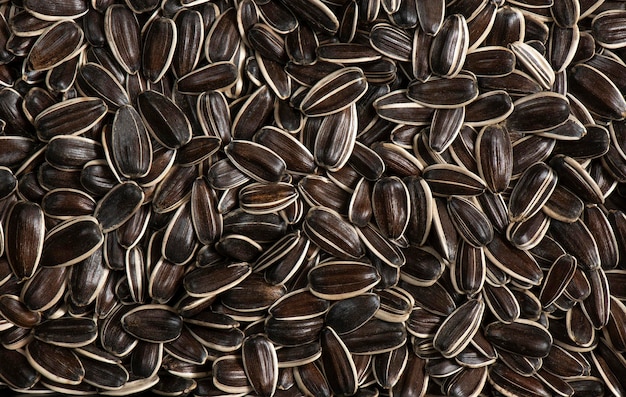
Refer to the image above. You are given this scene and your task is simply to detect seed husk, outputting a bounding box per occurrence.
[300,67,368,117]
[136,90,192,150]
[121,304,183,343]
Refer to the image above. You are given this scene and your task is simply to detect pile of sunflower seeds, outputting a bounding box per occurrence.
[2,0,626,395]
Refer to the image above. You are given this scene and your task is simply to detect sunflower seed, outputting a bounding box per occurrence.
[242,334,278,397]
[76,62,129,110]
[429,14,469,78]
[407,72,479,109]
[424,164,486,197]
[569,63,626,120]
[5,201,44,281]
[300,67,367,117]
[35,97,107,142]
[121,304,182,343]
[136,90,192,150]
[104,5,140,75]
[434,299,484,358]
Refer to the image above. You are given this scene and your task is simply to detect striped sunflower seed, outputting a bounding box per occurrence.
[242,334,278,397]
[476,124,512,193]
[303,207,363,259]
[26,339,85,385]
[308,261,379,300]
[104,4,140,75]
[299,67,368,117]
[136,90,192,150]
[121,304,183,343]
[429,14,469,78]
[407,72,479,109]
[35,97,107,142]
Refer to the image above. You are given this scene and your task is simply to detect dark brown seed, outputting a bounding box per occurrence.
[550,219,601,271]
[35,97,108,142]
[325,293,379,335]
[254,126,315,174]
[372,344,408,389]
[404,176,433,246]
[76,62,130,110]
[45,135,102,171]
[172,9,203,78]
[301,179,347,214]
[40,216,103,268]
[21,266,67,312]
[423,164,486,197]
[24,0,88,20]
[184,262,251,298]
[340,318,407,354]
[543,184,584,223]
[94,182,144,233]
[225,140,286,184]
[162,202,197,265]
[509,40,555,89]
[430,107,465,153]
[190,177,222,246]
[488,363,551,397]
[485,319,552,358]
[408,73,478,108]
[27,20,83,72]
[314,105,357,172]
[111,105,152,179]
[5,201,44,281]
[34,317,97,348]
[464,46,516,76]
[121,304,183,343]
[26,339,85,385]
[0,294,41,328]
[232,85,274,140]
[177,61,238,94]
[0,347,39,390]
[485,234,543,286]
[509,162,557,222]
[242,335,278,397]
[550,154,604,205]
[321,327,358,396]
[371,176,410,240]
[370,23,412,61]
[137,90,192,149]
[308,260,379,300]
[433,299,484,358]
[582,268,610,329]
[142,17,176,83]
[569,63,626,120]
[429,14,469,77]
[447,196,494,247]
[213,355,252,394]
[592,10,626,48]
[300,67,368,117]
[540,254,577,308]
[279,0,338,34]
[269,288,328,321]
[104,5,140,75]
[475,124,512,193]
[303,207,364,259]
[374,90,435,125]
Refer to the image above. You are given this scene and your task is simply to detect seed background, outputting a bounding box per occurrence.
[0,0,624,396]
